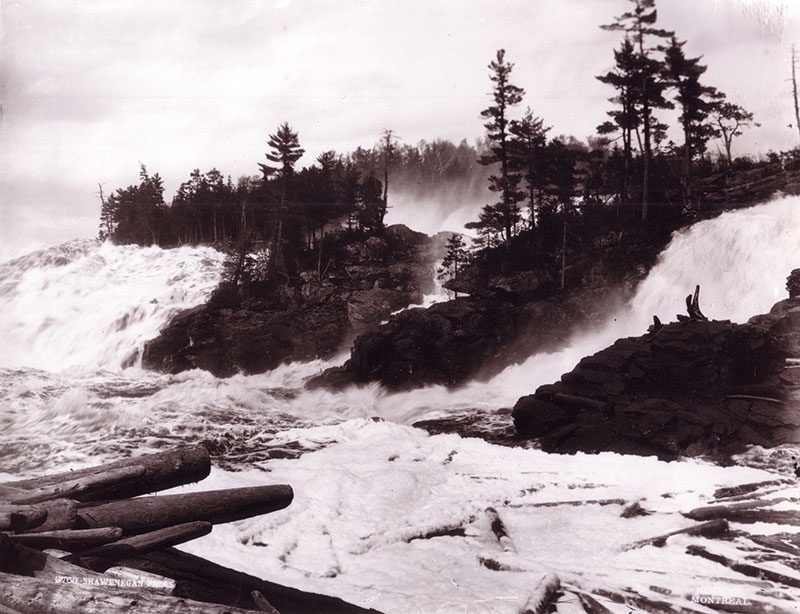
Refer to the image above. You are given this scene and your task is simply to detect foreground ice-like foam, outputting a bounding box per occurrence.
[171,420,796,613]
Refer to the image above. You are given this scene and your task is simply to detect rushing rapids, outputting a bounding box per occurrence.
[1,196,800,612]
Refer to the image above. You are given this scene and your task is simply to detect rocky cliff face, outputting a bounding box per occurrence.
[142,225,442,377]
[309,277,639,390]
[512,279,800,460]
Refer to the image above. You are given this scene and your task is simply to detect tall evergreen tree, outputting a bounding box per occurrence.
[259,122,305,204]
[258,122,305,279]
[596,37,640,206]
[663,36,718,188]
[338,162,361,231]
[380,129,399,225]
[602,0,673,220]
[438,234,470,298]
[479,49,526,242]
[509,107,550,229]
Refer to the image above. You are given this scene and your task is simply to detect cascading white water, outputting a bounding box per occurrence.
[0,196,798,438]
[0,239,225,372]
[2,198,798,614]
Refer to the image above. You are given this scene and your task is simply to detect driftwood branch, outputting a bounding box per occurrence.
[0,534,104,581]
[2,445,211,502]
[485,507,516,554]
[67,521,213,571]
[0,572,264,614]
[0,505,48,532]
[683,497,789,521]
[521,572,561,614]
[677,284,708,322]
[76,485,293,534]
[5,466,146,505]
[622,519,729,551]
[29,498,78,533]
[7,527,123,551]
[686,545,800,588]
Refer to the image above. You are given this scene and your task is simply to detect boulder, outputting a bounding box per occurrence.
[786,268,800,299]
[511,312,798,460]
[347,288,412,330]
[309,280,634,391]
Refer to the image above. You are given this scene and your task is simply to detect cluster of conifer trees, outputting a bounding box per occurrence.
[99,0,786,293]
[97,126,488,250]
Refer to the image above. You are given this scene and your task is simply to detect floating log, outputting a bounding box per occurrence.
[686,545,800,588]
[521,572,560,614]
[0,534,103,581]
[485,506,516,554]
[29,498,78,532]
[712,479,793,501]
[700,510,800,525]
[509,498,625,509]
[0,505,47,532]
[622,519,729,551]
[683,497,789,521]
[119,547,383,614]
[2,445,211,502]
[7,527,123,551]
[0,484,24,499]
[0,572,264,614]
[5,466,146,505]
[745,533,800,556]
[76,485,293,534]
[576,592,615,614]
[69,521,213,571]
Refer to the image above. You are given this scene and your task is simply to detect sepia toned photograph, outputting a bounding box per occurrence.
[1,0,800,612]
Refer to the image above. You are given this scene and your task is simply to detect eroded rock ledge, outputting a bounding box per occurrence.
[142,225,442,377]
[512,283,800,460]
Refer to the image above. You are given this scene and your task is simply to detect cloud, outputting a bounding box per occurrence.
[1,0,797,253]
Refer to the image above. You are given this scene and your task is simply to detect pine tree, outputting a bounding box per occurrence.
[479,49,526,242]
[380,129,399,228]
[338,162,361,231]
[509,107,550,230]
[258,122,305,280]
[709,101,759,166]
[596,37,640,205]
[663,36,719,201]
[602,0,674,220]
[437,234,470,298]
[259,122,305,204]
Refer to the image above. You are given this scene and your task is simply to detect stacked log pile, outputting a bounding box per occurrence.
[0,445,379,614]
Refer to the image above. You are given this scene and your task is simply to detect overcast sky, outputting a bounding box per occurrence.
[1,0,798,257]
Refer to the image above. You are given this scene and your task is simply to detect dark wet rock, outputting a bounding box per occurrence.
[143,225,440,377]
[787,268,800,299]
[142,295,350,377]
[512,297,800,460]
[309,281,635,391]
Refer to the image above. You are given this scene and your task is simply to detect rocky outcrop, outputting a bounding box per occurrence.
[142,225,440,377]
[512,291,800,460]
[308,281,637,390]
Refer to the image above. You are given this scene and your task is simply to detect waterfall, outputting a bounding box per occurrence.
[0,240,225,372]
